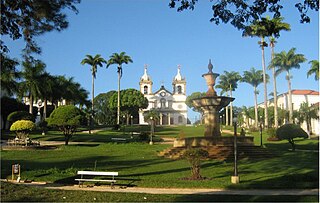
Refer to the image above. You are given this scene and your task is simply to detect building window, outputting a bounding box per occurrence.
[144,86,148,94]
[178,116,183,123]
[160,98,166,108]
[177,86,182,94]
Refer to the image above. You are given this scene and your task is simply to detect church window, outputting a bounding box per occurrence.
[160,98,166,108]
[178,116,183,123]
[177,86,182,94]
[144,86,148,94]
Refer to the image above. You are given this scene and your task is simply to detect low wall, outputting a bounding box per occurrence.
[173,136,254,148]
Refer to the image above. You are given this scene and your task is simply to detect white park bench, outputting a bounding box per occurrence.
[111,138,127,142]
[75,171,118,188]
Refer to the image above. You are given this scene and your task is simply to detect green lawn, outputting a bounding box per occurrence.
[1,125,319,201]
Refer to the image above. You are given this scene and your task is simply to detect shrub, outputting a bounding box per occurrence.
[7,111,35,125]
[10,120,36,139]
[276,124,308,151]
[47,105,83,145]
[182,148,209,180]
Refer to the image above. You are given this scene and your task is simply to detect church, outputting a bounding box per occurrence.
[138,65,188,125]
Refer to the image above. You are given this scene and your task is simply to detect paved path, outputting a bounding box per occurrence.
[5,181,318,196]
[45,185,318,196]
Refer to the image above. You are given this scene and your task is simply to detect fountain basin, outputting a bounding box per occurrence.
[192,96,234,137]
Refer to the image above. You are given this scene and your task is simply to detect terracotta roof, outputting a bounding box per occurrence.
[291,90,319,95]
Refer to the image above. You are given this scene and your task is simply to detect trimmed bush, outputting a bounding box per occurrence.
[10,120,36,139]
[276,124,308,151]
[7,111,35,124]
[47,105,83,145]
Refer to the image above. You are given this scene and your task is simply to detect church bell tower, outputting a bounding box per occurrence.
[139,64,153,95]
[172,65,186,95]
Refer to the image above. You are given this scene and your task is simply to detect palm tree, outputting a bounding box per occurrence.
[307,60,319,81]
[271,48,307,123]
[107,52,133,125]
[267,17,291,128]
[298,102,318,137]
[241,67,266,128]
[81,54,106,129]
[243,18,270,128]
[1,54,20,96]
[218,71,241,122]
[216,79,230,125]
[20,60,46,114]
[38,72,54,120]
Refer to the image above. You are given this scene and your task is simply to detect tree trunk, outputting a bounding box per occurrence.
[254,86,258,128]
[90,73,94,134]
[271,43,278,128]
[261,37,268,128]
[230,87,233,122]
[287,71,293,123]
[43,98,47,120]
[226,93,229,126]
[65,135,69,145]
[117,66,121,125]
[29,94,33,114]
[191,165,201,180]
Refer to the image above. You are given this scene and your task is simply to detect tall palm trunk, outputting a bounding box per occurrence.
[254,86,258,128]
[43,98,47,120]
[225,92,229,126]
[89,73,94,134]
[270,43,278,128]
[286,71,293,123]
[229,84,233,121]
[117,66,121,125]
[261,37,269,128]
[29,94,33,114]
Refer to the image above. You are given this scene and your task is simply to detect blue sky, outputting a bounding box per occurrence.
[4,0,319,122]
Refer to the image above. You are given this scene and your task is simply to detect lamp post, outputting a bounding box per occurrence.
[259,116,263,147]
[231,117,239,184]
[149,116,154,145]
[130,115,133,126]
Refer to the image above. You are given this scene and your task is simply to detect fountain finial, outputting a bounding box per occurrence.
[208,59,213,73]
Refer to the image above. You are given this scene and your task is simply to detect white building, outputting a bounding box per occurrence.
[138,65,188,125]
[258,89,319,135]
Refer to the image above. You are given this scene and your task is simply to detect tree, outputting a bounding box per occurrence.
[271,48,307,123]
[169,0,318,30]
[1,97,27,130]
[107,52,133,125]
[218,71,241,123]
[243,18,271,128]
[94,91,117,125]
[109,89,148,125]
[267,17,291,128]
[241,67,267,128]
[0,54,20,96]
[276,124,308,151]
[143,109,160,125]
[81,54,107,127]
[298,102,318,136]
[182,148,209,180]
[19,60,46,114]
[186,92,206,123]
[47,105,83,145]
[307,60,319,81]
[1,0,80,56]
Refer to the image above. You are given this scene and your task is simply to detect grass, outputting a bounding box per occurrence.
[1,182,318,202]
[1,125,319,201]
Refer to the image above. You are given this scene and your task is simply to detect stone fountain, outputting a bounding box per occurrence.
[173,60,253,148]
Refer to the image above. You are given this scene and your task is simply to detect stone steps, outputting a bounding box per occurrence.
[158,145,275,160]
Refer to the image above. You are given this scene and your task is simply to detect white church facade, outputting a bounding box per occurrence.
[138,65,188,125]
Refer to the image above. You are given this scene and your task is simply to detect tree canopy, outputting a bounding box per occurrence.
[1,0,80,55]
[169,0,318,30]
